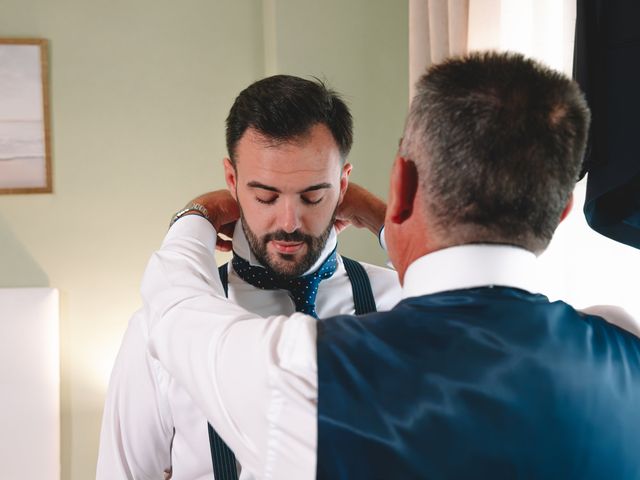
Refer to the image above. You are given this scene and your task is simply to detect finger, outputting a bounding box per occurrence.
[218,221,236,238]
[216,238,233,252]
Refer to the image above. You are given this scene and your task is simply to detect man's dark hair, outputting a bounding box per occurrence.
[402,51,591,252]
[226,75,353,164]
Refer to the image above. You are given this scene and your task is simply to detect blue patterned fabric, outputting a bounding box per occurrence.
[231,249,338,318]
[317,287,640,479]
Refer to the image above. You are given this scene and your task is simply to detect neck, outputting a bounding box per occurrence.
[389,215,444,284]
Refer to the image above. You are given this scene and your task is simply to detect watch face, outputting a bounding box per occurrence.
[170,208,189,227]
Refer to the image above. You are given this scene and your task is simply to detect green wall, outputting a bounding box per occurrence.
[273,0,409,262]
[0,1,407,478]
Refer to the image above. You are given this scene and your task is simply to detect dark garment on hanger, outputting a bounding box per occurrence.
[574,0,640,248]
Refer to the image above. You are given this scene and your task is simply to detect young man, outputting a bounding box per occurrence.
[96,76,400,479]
[143,53,640,479]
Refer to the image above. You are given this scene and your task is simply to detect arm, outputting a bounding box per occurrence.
[96,310,173,480]
[143,198,317,478]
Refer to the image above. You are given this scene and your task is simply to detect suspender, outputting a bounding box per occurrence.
[207,422,238,480]
[341,256,377,315]
[206,264,237,480]
[208,257,377,480]
[219,263,229,297]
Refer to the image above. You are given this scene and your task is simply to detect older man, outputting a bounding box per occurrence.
[97,75,400,479]
[143,53,640,479]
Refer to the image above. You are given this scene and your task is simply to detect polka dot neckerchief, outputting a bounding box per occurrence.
[231,248,339,318]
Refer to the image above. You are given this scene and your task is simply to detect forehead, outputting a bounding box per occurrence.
[234,124,342,187]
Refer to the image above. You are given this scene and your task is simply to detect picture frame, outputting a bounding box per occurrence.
[0,38,52,194]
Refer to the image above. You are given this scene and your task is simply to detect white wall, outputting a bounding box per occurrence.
[0,1,408,478]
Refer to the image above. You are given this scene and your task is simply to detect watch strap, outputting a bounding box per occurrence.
[169,202,209,227]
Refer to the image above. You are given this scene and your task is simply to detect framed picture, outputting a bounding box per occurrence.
[0,38,52,194]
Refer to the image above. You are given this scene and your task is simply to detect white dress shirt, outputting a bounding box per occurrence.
[96,221,400,480]
[140,215,638,480]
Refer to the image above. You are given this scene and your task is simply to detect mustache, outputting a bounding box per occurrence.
[263,230,312,244]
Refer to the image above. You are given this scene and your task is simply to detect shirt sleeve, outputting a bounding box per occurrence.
[96,310,174,480]
[141,215,317,479]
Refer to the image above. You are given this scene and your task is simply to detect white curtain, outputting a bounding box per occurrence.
[409,0,576,99]
[409,0,470,100]
[467,0,576,75]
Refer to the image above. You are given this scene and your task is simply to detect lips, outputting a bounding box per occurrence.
[271,240,305,254]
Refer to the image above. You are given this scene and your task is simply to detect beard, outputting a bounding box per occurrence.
[240,207,337,278]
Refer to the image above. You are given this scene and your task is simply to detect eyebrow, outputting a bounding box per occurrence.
[246,181,333,194]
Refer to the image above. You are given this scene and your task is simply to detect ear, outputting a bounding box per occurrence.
[559,192,574,223]
[338,163,353,203]
[223,158,238,200]
[387,157,418,225]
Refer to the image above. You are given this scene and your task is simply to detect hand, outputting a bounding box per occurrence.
[189,190,240,252]
[335,183,386,236]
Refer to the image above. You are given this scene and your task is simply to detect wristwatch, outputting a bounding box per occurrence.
[169,202,209,227]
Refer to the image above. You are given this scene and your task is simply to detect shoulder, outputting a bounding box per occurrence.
[580,304,640,338]
[113,308,173,396]
[318,306,404,340]
[355,260,398,282]
[115,308,149,353]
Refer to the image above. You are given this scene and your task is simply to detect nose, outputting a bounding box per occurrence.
[278,198,302,233]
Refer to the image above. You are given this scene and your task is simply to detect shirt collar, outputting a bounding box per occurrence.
[402,244,540,300]
[232,222,338,276]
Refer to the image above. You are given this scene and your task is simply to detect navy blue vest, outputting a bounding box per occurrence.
[317,287,640,479]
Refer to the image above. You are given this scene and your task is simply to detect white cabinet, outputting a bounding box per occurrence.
[0,288,59,480]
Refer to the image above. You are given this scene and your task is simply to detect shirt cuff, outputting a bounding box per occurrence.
[164,214,218,253]
[378,225,387,252]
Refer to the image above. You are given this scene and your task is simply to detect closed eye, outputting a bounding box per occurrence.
[301,195,323,205]
[256,195,277,205]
